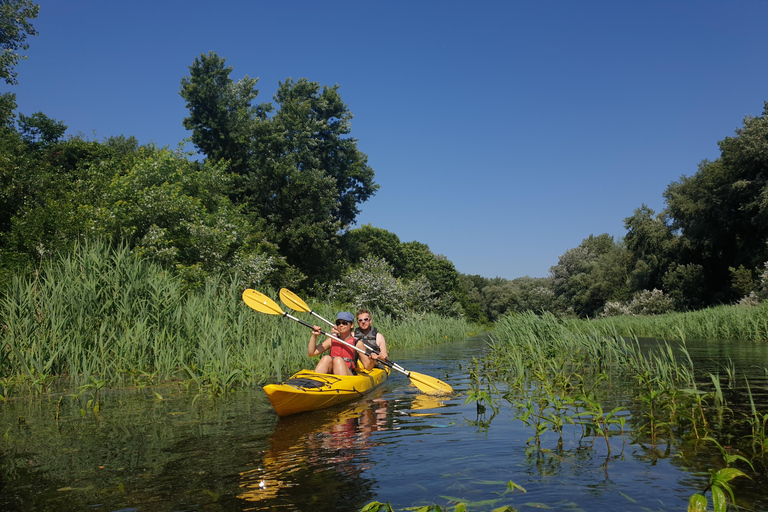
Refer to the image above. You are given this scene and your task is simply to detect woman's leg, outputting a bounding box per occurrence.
[314,355,333,374]
[331,357,353,376]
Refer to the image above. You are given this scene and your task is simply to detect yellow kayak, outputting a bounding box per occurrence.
[263,367,390,416]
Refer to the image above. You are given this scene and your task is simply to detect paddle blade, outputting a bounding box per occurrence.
[408,371,453,395]
[242,289,284,316]
[279,288,311,313]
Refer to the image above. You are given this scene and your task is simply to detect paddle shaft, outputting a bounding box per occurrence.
[297,310,413,376]
[286,312,415,378]
[283,311,413,376]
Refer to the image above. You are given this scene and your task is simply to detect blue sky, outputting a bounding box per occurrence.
[10,1,768,279]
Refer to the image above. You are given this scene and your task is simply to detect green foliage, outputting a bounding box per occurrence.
[179,51,266,177]
[729,264,756,298]
[665,102,768,304]
[17,111,67,146]
[687,468,749,511]
[342,224,404,269]
[179,53,378,287]
[662,263,706,311]
[0,0,38,85]
[549,234,632,317]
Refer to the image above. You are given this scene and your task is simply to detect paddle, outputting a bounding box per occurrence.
[278,287,453,395]
[242,289,452,395]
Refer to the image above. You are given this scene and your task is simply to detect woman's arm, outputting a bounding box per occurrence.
[308,326,329,357]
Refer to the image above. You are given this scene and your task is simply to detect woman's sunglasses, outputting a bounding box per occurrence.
[335,320,352,326]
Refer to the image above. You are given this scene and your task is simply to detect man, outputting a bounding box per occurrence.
[354,309,389,371]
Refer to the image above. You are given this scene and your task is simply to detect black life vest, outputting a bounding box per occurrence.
[354,326,380,354]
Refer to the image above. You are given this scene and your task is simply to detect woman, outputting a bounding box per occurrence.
[308,312,370,375]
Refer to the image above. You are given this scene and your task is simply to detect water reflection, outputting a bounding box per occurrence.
[238,389,448,509]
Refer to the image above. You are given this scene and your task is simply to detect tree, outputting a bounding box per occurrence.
[179,55,378,287]
[397,241,463,314]
[342,224,403,269]
[18,111,66,146]
[328,255,441,319]
[550,234,632,317]
[0,0,38,86]
[623,204,678,292]
[179,51,268,178]
[664,102,768,303]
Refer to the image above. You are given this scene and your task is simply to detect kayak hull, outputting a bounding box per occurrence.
[263,367,390,416]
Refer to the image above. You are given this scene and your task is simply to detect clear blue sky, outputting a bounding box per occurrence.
[10,1,768,279]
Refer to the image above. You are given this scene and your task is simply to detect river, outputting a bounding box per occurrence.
[1,337,767,511]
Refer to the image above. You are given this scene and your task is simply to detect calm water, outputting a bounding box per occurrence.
[1,337,767,511]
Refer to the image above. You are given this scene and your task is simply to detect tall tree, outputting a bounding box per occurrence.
[179,51,269,177]
[342,224,404,269]
[263,77,378,229]
[550,234,631,317]
[179,56,378,287]
[664,103,768,303]
[0,0,38,86]
[623,204,678,292]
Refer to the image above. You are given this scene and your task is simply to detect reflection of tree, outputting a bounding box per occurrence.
[0,387,278,511]
[239,396,394,510]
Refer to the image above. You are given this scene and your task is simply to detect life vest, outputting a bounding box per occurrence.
[354,326,380,354]
[330,337,358,369]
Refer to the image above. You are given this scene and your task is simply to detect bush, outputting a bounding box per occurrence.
[602,288,673,316]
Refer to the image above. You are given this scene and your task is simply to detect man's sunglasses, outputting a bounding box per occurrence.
[335,320,352,326]
[358,318,371,322]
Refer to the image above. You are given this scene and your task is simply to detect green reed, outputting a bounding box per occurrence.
[0,240,469,399]
[0,241,303,396]
[581,301,768,342]
[482,311,768,463]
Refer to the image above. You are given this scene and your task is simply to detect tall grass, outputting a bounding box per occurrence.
[0,241,307,394]
[580,302,768,342]
[0,240,470,397]
[486,311,768,465]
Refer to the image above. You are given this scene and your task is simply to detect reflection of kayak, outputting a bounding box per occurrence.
[263,367,390,416]
[239,398,385,504]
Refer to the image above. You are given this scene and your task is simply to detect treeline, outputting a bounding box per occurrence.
[464,101,768,321]
[3,3,768,323]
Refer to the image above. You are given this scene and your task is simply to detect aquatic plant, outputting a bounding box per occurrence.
[362,480,526,512]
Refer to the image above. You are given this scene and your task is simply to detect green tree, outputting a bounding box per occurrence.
[179,51,268,178]
[342,224,404,269]
[269,77,377,228]
[397,241,463,315]
[623,204,678,292]
[0,0,38,86]
[179,54,378,287]
[662,263,706,311]
[664,102,768,303]
[18,111,66,146]
[328,255,440,319]
[550,234,632,317]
